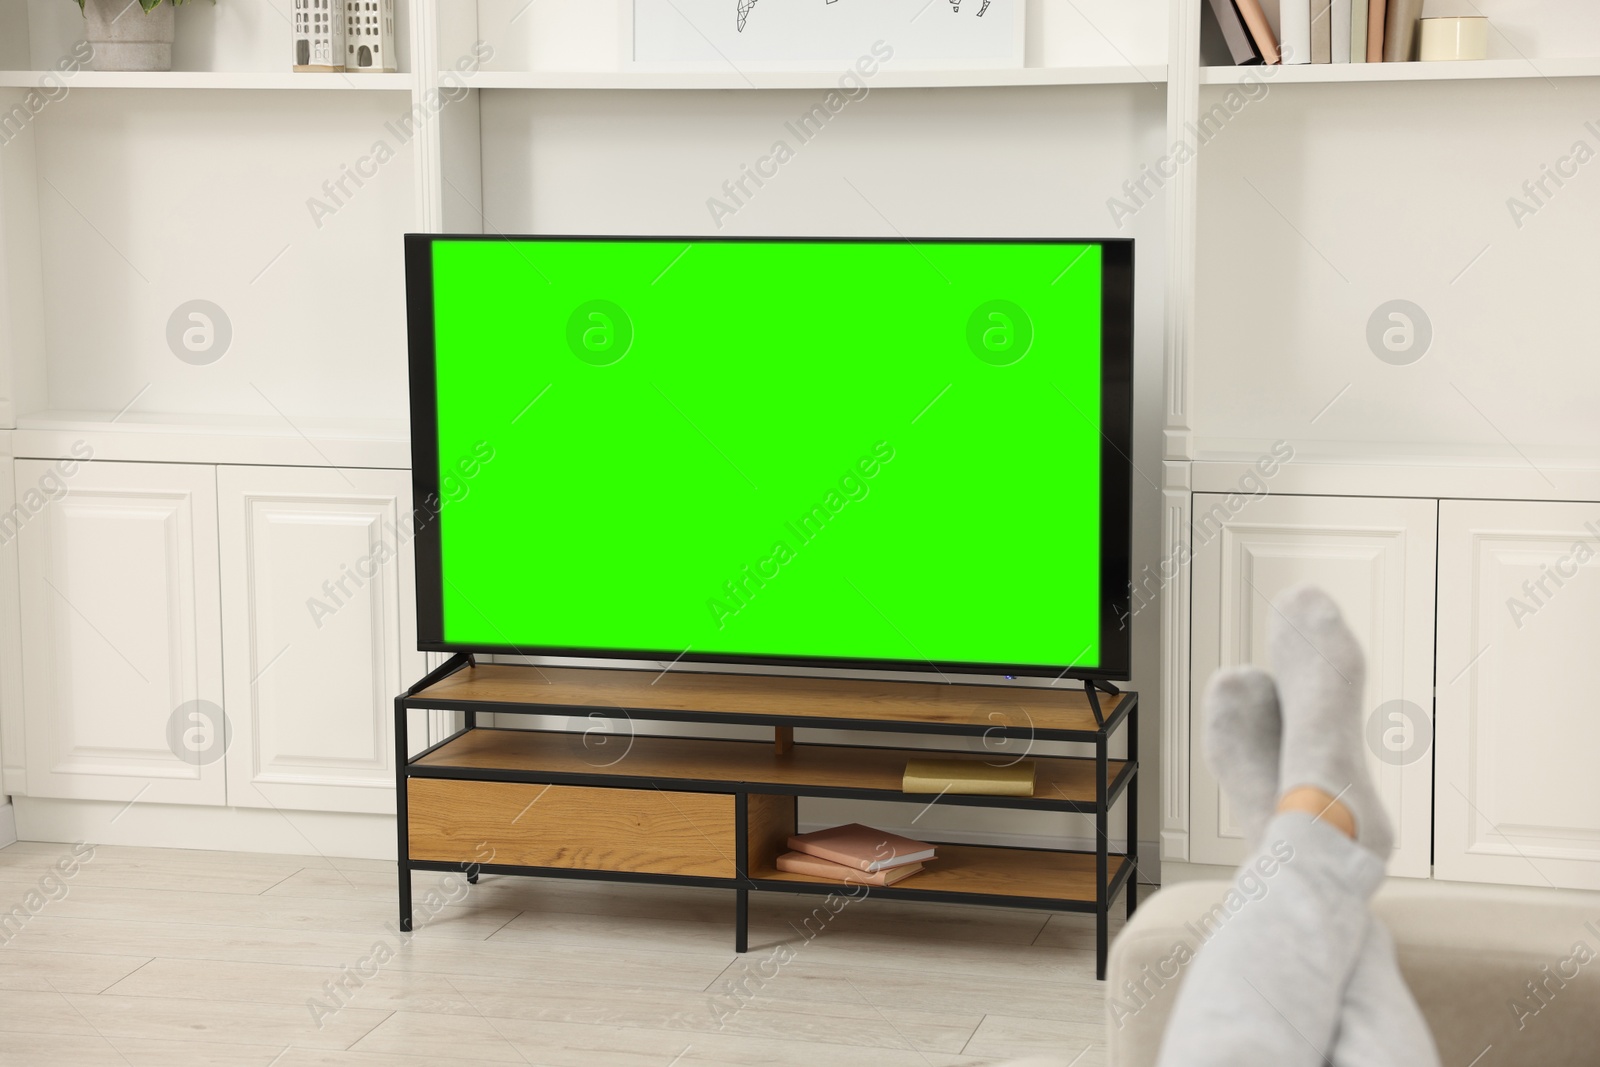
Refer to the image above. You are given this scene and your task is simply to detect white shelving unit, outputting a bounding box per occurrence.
[461,65,1169,91]
[0,0,1596,885]
[1199,55,1600,83]
[0,70,415,89]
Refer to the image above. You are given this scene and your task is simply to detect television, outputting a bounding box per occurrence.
[405,235,1133,680]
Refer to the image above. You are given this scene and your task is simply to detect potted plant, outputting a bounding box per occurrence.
[73,0,212,73]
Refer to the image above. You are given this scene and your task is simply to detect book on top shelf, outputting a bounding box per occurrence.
[1332,0,1352,62]
[788,824,936,873]
[1206,0,1262,65]
[1235,0,1282,64]
[1281,1,1312,63]
[1384,0,1424,61]
[1367,0,1388,62]
[774,851,926,887]
[1311,0,1333,62]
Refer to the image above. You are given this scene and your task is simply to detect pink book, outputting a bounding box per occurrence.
[774,851,925,886]
[787,823,936,873]
[1367,0,1387,62]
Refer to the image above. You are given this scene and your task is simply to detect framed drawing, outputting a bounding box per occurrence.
[626,0,1025,71]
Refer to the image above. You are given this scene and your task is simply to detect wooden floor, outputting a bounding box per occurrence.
[0,840,1131,1067]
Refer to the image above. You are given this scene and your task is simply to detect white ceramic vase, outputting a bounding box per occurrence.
[82,0,176,72]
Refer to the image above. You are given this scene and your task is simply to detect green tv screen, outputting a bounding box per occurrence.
[406,236,1133,679]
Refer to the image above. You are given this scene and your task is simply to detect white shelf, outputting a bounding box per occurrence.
[1200,57,1600,85]
[11,411,410,469]
[0,70,414,91]
[461,66,1168,91]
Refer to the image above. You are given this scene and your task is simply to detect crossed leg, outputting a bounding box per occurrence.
[1155,587,1440,1067]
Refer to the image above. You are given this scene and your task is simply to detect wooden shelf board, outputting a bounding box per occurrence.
[463,66,1166,91]
[752,844,1129,903]
[410,664,1130,737]
[0,71,413,90]
[415,728,1127,805]
[1200,57,1600,85]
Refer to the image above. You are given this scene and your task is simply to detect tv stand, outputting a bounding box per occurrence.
[394,658,1140,979]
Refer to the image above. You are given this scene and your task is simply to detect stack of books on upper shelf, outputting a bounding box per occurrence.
[775,824,935,887]
[1208,0,1428,66]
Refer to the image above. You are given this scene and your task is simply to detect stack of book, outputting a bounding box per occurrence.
[774,824,935,887]
[1209,0,1427,66]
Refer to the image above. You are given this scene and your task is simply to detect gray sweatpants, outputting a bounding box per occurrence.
[1155,812,1440,1067]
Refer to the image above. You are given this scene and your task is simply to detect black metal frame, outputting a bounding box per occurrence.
[395,656,1140,979]
[404,233,1135,682]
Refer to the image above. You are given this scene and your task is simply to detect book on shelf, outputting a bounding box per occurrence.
[1281,0,1312,64]
[1311,0,1333,63]
[1235,0,1281,64]
[1206,0,1263,66]
[774,850,926,887]
[1367,0,1388,62]
[1331,0,1352,62]
[903,758,1036,797]
[1383,0,1423,61]
[1350,0,1368,63]
[787,824,936,873]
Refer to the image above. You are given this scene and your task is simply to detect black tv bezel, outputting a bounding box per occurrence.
[405,233,1135,682]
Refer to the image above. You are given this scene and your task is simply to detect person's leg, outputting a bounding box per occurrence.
[1331,919,1440,1067]
[1156,808,1383,1067]
[1194,664,1440,1067]
[1195,661,1441,1067]
[1158,650,1385,1067]
[1157,589,1396,1066]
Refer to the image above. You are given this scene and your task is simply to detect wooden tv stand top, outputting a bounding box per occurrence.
[408,662,1132,740]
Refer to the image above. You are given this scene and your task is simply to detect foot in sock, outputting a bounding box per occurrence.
[1203,666,1281,847]
[1269,585,1393,859]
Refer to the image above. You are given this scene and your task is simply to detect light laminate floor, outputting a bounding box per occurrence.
[0,841,1133,1067]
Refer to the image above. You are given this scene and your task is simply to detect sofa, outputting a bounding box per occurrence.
[1103,877,1600,1066]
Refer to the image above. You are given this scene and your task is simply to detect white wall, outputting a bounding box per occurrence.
[1193,75,1600,460]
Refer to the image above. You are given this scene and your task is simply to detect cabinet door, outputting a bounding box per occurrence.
[17,460,225,805]
[1436,500,1600,890]
[1189,494,1437,876]
[218,466,424,813]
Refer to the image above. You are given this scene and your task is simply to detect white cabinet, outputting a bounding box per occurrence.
[1189,494,1437,877]
[8,458,424,818]
[218,466,425,814]
[16,460,225,805]
[1435,500,1600,891]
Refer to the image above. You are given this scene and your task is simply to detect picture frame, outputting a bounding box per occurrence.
[622,0,1025,72]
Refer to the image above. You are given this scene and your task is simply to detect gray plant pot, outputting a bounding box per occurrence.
[83,0,176,72]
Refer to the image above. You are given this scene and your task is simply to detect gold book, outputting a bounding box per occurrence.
[903,759,1036,797]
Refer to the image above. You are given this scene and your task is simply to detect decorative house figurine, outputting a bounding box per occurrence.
[346,0,398,73]
[293,0,346,72]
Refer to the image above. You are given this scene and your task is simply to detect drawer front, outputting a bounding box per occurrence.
[407,779,736,878]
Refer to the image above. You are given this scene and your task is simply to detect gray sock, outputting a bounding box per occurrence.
[1202,666,1281,848]
[1269,585,1393,859]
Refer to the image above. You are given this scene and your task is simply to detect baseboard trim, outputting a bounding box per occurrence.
[13,797,393,860]
[1159,859,1237,885]
[0,799,16,849]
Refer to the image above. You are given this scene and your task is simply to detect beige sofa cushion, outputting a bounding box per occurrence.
[1106,879,1600,1067]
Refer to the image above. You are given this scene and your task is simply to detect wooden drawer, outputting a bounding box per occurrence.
[407,779,736,878]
